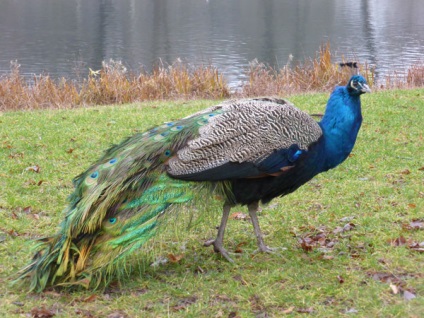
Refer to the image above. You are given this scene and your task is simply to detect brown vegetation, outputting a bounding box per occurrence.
[0,44,423,111]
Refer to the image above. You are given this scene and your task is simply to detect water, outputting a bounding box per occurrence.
[0,0,423,88]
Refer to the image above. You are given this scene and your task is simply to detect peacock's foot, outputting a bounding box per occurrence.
[204,239,235,263]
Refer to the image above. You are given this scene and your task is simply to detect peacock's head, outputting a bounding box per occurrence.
[346,75,371,95]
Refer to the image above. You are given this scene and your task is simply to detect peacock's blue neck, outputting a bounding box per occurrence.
[318,86,363,171]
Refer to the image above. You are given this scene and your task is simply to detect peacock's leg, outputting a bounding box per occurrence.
[248,201,279,253]
[204,203,234,263]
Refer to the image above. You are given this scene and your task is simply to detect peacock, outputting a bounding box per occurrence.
[16,75,370,292]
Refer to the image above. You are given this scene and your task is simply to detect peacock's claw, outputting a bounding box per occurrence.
[204,239,235,263]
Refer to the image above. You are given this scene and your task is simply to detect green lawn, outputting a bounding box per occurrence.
[0,90,423,317]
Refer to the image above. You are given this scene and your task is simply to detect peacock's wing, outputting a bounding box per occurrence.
[167,98,323,181]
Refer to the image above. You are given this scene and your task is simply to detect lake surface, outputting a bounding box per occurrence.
[0,0,423,88]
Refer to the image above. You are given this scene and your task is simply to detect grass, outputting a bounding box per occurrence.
[0,89,423,317]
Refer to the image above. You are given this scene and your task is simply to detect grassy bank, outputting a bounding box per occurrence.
[1,89,423,317]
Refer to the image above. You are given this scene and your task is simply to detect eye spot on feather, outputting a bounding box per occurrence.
[109,217,117,224]
[197,119,209,126]
[102,157,118,168]
[166,122,174,127]
[160,131,170,137]
[148,128,158,136]
[171,125,184,131]
[85,170,99,185]
[164,149,172,157]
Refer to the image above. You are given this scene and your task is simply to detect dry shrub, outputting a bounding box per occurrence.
[1,46,423,111]
[372,62,424,90]
[407,63,424,87]
[0,60,229,111]
[240,43,375,97]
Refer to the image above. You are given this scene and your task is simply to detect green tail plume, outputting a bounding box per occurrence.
[16,107,229,292]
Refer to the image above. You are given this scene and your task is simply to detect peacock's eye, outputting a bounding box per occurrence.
[109,217,117,224]
[90,171,99,179]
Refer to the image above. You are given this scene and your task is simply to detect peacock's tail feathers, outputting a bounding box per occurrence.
[16,105,229,292]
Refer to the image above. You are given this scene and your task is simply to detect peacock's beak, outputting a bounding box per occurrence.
[359,83,371,93]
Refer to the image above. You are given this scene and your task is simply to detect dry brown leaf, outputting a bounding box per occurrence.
[83,294,97,302]
[30,307,55,318]
[23,206,32,214]
[281,306,295,314]
[107,311,128,318]
[26,165,40,173]
[171,296,197,312]
[296,307,314,314]
[167,253,184,263]
[388,236,407,246]
[230,212,248,220]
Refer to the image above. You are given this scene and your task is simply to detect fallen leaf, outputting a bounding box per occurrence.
[337,275,344,284]
[345,308,358,314]
[83,294,97,302]
[418,166,424,171]
[107,311,128,318]
[37,180,44,186]
[340,216,355,222]
[233,274,248,285]
[403,290,416,301]
[281,307,295,314]
[23,206,32,214]
[30,307,55,318]
[388,236,407,246]
[7,229,19,237]
[66,148,74,154]
[296,307,314,314]
[26,165,40,173]
[171,296,197,311]
[400,169,411,175]
[299,239,313,252]
[404,219,424,230]
[75,308,94,318]
[167,253,184,263]
[390,283,399,294]
[230,212,248,220]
